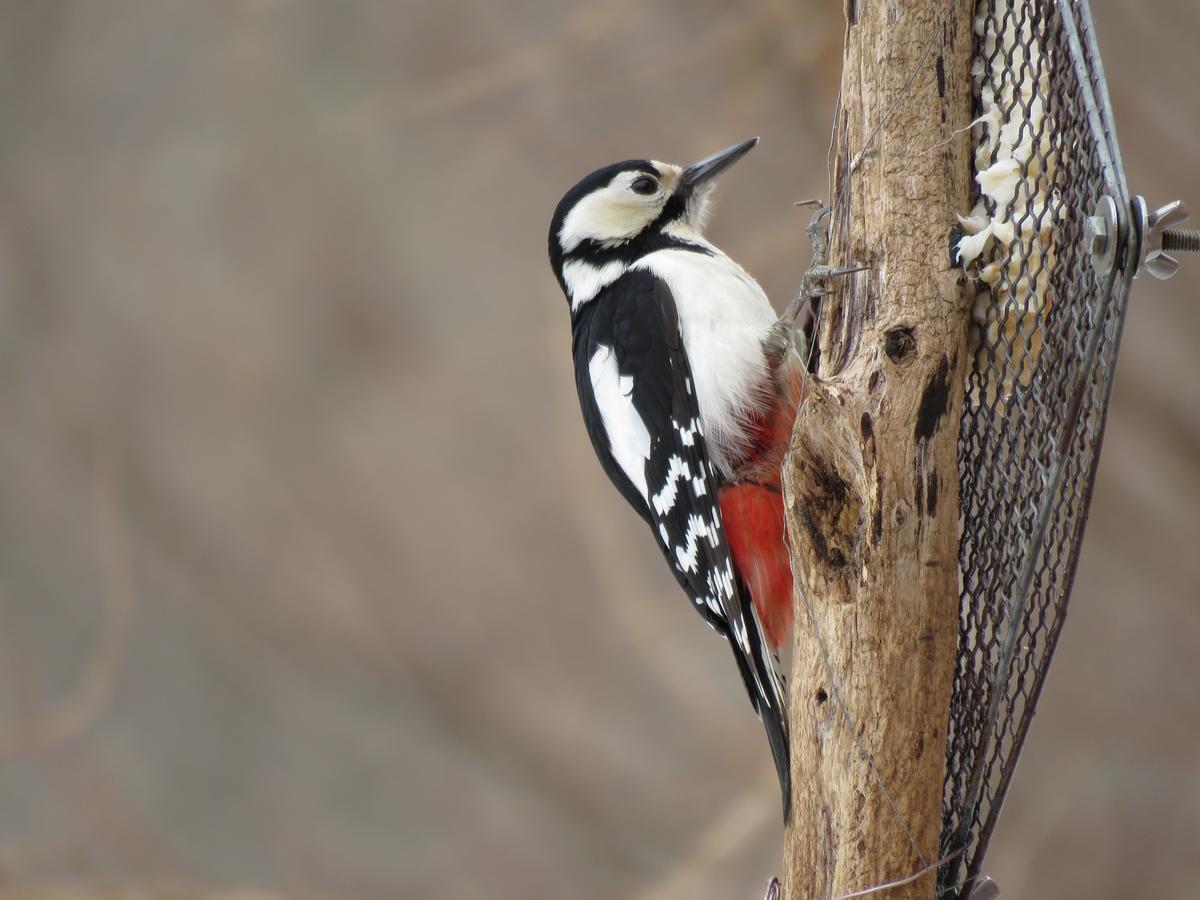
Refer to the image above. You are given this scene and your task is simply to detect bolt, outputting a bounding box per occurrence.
[1162,228,1200,254]
[1135,197,1196,279]
[1084,215,1108,256]
[1088,195,1119,277]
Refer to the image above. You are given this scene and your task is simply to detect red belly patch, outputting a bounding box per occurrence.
[718,483,794,651]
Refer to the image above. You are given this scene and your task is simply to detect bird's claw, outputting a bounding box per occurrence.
[784,207,834,323]
[762,877,781,900]
[781,205,872,370]
[805,205,832,253]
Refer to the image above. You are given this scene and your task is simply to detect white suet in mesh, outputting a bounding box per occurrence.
[957,1,1058,400]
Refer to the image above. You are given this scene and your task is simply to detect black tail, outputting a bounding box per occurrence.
[727,582,792,821]
[761,678,792,822]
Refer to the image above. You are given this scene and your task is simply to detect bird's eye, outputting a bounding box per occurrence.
[631,175,658,195]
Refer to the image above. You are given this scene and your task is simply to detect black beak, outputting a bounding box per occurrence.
[680,137,759,189]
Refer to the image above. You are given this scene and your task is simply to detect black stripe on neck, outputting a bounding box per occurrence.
[565,229,713,268]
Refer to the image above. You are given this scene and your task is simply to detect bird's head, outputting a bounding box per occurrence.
[548,138,758,309]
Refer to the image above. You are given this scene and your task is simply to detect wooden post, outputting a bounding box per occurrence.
[781,1,973,898]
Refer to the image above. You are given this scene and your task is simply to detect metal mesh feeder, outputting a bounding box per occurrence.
[937,0,1194,895]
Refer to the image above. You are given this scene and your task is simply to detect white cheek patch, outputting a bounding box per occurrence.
[589,345,650,501]
[560,192,650,252]
[558,171,666,252]
[562,259,626,310]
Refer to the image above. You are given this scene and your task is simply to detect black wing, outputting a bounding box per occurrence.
[572,268,791,816]
[572,268,731,632]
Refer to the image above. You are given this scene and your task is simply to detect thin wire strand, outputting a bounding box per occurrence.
[849,0,959,172]
[826,88,841,211]
[831,849,962,900]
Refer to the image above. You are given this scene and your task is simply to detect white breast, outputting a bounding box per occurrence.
[635,247,776,476]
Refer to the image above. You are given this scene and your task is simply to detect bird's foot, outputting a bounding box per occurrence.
[779,205,867,370]
[761,877,781,900]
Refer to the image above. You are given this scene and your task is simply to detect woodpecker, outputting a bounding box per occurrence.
[548,138,806,816]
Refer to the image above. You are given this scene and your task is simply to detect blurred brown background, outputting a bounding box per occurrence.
[0,1,1196,898]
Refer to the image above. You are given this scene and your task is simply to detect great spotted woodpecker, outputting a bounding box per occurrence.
[548,138,806,816]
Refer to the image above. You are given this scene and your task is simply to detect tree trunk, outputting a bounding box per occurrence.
[781,1,973,898]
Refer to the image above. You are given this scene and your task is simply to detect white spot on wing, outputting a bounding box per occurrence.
[589,345,651,501]
[706,507,722,549]
[674,513,709,573]
[651,455,691,516]
[675,417,700,447]
[715,559,735,601]
[732,616,750,652]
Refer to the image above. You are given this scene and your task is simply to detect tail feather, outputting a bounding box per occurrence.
[727,577,792,821]
[754,633,792,822]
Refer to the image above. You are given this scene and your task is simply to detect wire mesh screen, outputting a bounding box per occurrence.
[938,0,1132,894]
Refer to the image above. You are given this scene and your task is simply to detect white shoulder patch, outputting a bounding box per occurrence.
[588,345,651,502]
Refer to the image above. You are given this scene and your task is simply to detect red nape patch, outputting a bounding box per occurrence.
[718,483,794,650]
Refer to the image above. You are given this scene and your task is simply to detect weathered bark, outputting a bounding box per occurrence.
[781,1,973,898]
